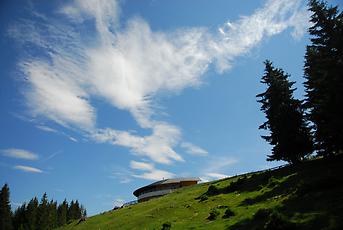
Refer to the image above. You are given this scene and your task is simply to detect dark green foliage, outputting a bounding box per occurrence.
[257,60,313,163]
[198,194,208,202]
[304,0,343,156]
[0,184,13,230]
[25,197,38,230]
[68,200,82,221]
[264,211,295,230]
[225,176,247,192]
[47,200,57,229]
[254,208,273,220]
[2,185,86,230]
[12,204,25,230]
[37,193,49,230]
[207,208,220,220]
[206,185,219,196]
[222,207,235,219]
[161,221,171,230]
[57,199,68,226]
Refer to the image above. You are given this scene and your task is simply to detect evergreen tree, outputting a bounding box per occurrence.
[0,184,13,230]
[80,205,87,218]
[12,204,26,230]
[257,60,313,163]
[304,0,343,156]
[74,200,81,219]
[67,200,82,221]
[57,199,68,226]
[47,200,57,229]
[37,193,49,230]
[25,197,38,230]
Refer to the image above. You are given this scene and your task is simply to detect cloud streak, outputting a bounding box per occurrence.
[180,142,208,156]
[2,148,39,160]
[14,165,43,173]
[11,0,309,167]
[130,160,175,181]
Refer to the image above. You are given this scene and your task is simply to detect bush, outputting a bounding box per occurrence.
[267,177,278,188]
[254,208,272,220]
[264,211,295,230]
[199,194,208,202]
[225,176,247,192]
[223,208,235,219]
[161,222,171,230]
[207,209,220,221]
[207,185,219,196]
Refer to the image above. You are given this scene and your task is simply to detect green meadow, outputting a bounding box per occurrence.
[58,155,343,229]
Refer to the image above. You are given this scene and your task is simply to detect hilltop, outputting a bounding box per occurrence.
[58,155,343,229]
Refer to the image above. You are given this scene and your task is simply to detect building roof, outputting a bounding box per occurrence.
[133,177,200,197]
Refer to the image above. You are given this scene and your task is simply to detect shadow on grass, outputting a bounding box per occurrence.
[226,155,343,230]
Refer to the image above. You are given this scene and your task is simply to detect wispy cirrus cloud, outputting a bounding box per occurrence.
[200,156,238,182]
[10,0,309,168]
[93,123,183,164]
[130,160,175,181]
[14,165,43,173]
[2,148,39,160]
[180,142,208,156]
[201,172,229,182]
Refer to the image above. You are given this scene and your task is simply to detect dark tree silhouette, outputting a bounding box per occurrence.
[37,193,49,230]
[304,0,343,156]
[0,184,13,230]
[257,60,313,163]
[2,184,86,230]
[57,199,68,226]
[25,197,38,230]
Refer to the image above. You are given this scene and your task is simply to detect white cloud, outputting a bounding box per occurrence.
[36,125,58,133]
[199,156,238,182]
[14,165,43,173]
[11,0,309,165]
[207,157,238,172]
[130,161,154,171]
[93,123,183,164]
[180,142,208,156]
[2,148,39,160]
[130,160,175,181]
[200,172,229,182]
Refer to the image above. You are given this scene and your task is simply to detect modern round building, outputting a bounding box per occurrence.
[133,177,200,202]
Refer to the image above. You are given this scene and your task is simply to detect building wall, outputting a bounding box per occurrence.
[180,181,197,187]
[136,180,198,202]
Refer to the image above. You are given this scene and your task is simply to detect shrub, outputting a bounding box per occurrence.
[207,209,220,221]
[267,177,278,188]
[254,208,272,220]
[161,222,171,230]
[207,185,219,196]
[223,208,235,219]
[264,211,295,230]
[199,194,208,202]
[225,176,247,192]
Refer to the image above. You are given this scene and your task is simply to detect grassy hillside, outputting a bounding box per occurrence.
[59,155,343,230]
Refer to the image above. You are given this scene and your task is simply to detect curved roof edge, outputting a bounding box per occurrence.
[133,177,200,197]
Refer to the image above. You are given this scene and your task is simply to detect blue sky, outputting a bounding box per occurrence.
[1,0,341,215]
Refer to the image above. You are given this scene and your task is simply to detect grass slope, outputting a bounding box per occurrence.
[59,155,343,230]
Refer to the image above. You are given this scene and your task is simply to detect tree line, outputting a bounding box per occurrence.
[257,0,343,163]
[0,184,86,230]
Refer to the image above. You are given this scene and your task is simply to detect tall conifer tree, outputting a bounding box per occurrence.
[304,0,343,156]
[25,197,38,230]
[57,199,68,226]
[257,61,313,163]
[37,193,49,230]
[0,184,13,230]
